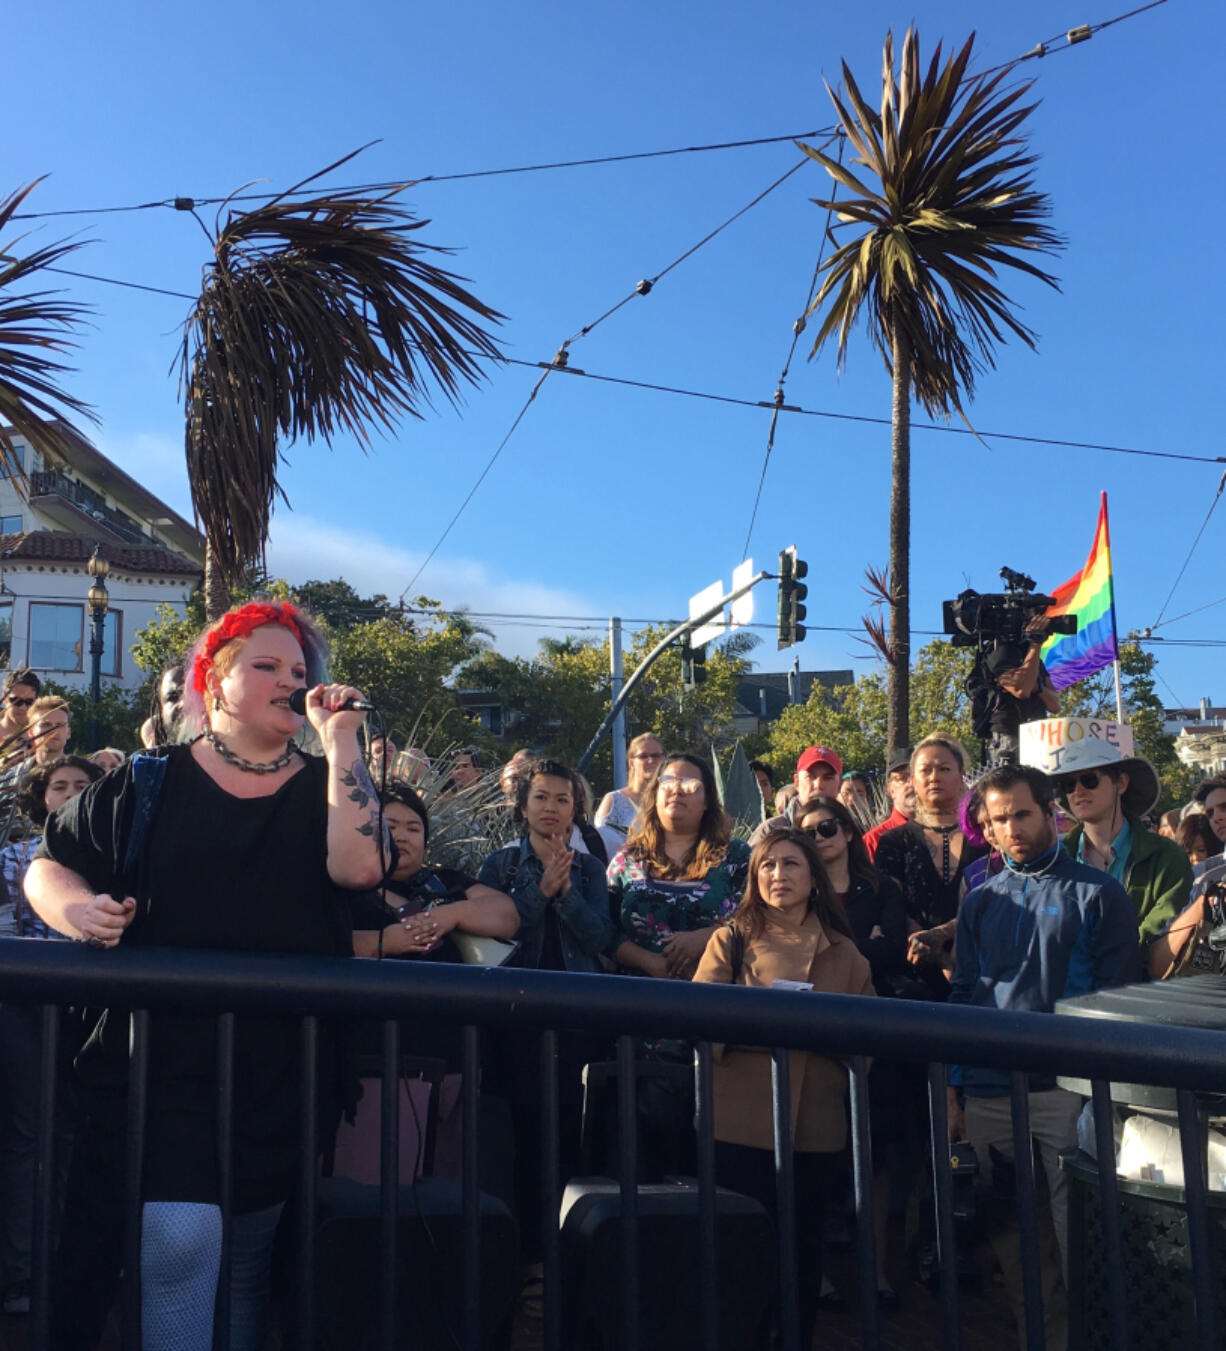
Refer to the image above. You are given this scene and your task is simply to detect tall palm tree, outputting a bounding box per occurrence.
[0,179,95,473]
[180,153,503,617]
[801,29,1062,752]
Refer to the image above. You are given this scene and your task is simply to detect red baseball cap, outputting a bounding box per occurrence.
[796,746,843,778]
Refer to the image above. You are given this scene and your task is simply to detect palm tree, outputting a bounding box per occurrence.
[180,153,503,617]
[0,179,95,473]
[801,29,1062,752]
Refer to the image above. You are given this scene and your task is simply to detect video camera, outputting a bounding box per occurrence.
[943,566,1077,661]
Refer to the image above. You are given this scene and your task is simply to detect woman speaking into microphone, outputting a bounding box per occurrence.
[25,599,388,1351]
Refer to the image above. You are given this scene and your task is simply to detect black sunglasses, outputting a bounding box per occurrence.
[1058,771,1106,796]
[804,818,842,839]
[6,695,34,707]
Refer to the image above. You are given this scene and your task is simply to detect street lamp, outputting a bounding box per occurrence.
[86,546,110,751]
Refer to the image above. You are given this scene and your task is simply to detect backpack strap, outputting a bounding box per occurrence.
[121,752,170,898]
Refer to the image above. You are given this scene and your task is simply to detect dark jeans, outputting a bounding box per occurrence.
[0,1004,76,1291]
[714,1140,841,1345]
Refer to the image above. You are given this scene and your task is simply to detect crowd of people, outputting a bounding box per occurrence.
[0,600,1222,1351]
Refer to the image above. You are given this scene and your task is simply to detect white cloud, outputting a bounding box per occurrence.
[266,514,605,659]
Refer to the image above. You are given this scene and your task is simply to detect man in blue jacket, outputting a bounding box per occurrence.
[949,762,1138,1350]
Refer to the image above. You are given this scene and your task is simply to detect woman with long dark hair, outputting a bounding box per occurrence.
[26,600,386,1351]
[797,794,908,991]
[874,735,988,995]
[608,752,750,980]
[694,828,873,1343]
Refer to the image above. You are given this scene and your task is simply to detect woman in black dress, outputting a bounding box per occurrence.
[873,735,988,996]
[26,600,387,1351]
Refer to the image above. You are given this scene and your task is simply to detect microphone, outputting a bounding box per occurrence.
[286,688,377,716]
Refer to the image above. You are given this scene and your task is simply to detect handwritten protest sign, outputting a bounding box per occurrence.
[1019,718,1135,774]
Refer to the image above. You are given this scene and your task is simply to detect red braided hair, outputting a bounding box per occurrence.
[191,601,305,695]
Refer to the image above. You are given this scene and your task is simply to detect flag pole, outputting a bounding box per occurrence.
[1102,491,1125,722]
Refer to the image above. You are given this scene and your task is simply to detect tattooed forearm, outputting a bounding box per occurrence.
[342,759,383,838]
[345,758,393,863]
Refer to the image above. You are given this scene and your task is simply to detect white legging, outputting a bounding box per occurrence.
[140,1200,284,1351]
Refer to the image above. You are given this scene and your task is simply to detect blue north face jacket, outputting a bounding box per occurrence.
[949,845,1139,1095]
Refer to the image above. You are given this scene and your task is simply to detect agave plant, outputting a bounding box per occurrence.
[0,179,95,474]
[180,152,504,617]
[801,29,1062,753]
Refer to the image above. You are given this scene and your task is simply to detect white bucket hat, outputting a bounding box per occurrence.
[1048,739,1160,819]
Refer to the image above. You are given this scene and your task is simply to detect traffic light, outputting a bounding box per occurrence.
[777,546,808,649]
[680,637,707,690]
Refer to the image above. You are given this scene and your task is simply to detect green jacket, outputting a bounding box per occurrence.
[1063,816,1193,950]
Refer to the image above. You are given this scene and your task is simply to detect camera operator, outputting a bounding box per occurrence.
[968,621,1060,763]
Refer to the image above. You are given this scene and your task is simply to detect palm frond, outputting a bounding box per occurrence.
[804,27,1063,417]
[0,179,96,475]
[181,167,505,584]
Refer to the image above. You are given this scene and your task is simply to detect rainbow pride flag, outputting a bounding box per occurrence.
[1041,493,1119,691]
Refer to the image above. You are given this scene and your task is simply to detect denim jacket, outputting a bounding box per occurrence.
[477,837,612,973]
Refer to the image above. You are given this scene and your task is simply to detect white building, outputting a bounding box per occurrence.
[1165,697,1226,777]
[0,425,202,691]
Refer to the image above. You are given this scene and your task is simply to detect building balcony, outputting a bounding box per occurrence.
[28,469,159,547]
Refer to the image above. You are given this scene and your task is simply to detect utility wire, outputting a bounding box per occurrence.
[742,137,844,557]
[1150,594,1226,631]
[979,0,1169,76]
[397,368,551,601]
[45,265,194,301]
[19,256,1219,467]
[501,357,1223,465]
[1148,468,1226,630]
[561,154,811,347]
[10,128,837,221]
[398,157,810,600]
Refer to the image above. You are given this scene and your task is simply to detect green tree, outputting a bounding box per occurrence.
[802,29,1062,754]
[179,153,503,617]
[764,638,981,780]
[1061,642,1199,811]
[40,680,146,753]
[458,627,756,794]
[292,579,393,632]
[329,600,490,750]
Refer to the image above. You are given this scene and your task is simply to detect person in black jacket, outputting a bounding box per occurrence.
[798,793,920,1311]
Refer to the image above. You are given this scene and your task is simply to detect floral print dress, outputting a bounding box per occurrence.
[607,838,752,958]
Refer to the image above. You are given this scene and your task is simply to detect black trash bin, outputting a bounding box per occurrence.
[1056,974,1226,1351]
[1065,1149,1226,1351]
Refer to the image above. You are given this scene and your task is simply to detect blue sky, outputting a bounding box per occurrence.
[6,0,1222,708]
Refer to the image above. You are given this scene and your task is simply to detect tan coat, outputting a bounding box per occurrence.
[693,912,874,1153]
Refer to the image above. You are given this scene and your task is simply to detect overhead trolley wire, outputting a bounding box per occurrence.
[1144,467,1226,632]
[978,0,1170,75]
[9,128,838,221]
[397,155,810,601]
[17,256,1218,468]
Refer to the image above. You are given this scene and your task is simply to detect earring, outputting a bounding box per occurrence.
[213,696,221,712]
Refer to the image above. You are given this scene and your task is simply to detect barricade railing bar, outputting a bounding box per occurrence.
[3,939,1223,1351]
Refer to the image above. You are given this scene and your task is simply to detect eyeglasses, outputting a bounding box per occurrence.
[804,818,842,839]
[1058,771,1105,796]
[6,696,33,708]
[632,751,663,761]
[658,774,703,795]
